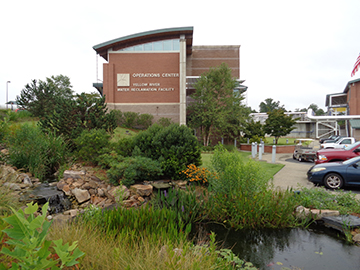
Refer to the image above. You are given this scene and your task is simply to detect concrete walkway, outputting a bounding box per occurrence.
[257,152,360,199]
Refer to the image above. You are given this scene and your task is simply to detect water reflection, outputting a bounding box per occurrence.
[200,223,360,269]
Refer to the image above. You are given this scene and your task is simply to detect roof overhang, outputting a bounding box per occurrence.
[343,77,360,93]
[93,27,194,61]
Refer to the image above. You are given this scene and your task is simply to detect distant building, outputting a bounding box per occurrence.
[92,27,247,125]
[324,78,360,140]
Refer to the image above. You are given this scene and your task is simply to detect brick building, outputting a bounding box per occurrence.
[93,27,246,124]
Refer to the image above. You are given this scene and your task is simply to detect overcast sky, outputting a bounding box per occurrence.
[1,0,360,112]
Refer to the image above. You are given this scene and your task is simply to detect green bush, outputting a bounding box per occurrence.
[133,124,201,179]
[123,111,139,128]
[107,156,163,186]
[111,109,124,127]
[0,118,9,143]
[137,113,153,129]
[5,124,68,180]
[110,137,135,157]
[73,128,110,164]
[157,117,174,127]
[96,151,125,169]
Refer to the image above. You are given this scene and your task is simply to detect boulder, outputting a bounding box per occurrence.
[71,188,90,203]
[131,184,153,197]
[63,170,86,180]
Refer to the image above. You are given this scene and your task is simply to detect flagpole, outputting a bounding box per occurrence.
[6,81,10,110]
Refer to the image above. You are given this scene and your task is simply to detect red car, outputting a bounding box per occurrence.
[315,141,360,164]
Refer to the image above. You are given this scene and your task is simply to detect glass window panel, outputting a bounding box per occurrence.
[163,40,172,51]
[144,43,153,51]
[153,41,163,51]
[133,44,143,51]
[173,39,180,51]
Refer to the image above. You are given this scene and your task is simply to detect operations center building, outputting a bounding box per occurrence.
[93,27,246,125]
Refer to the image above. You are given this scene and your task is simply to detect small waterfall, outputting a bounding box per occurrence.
[20,183,72,214]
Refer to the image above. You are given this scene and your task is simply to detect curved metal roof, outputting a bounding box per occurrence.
[93,27,193,61]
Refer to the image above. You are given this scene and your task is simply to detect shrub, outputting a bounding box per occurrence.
[0,118,9,143]
[5,124,68,180]
[110,137,134,157]
[73,128,110,164]
[123,111,139,128]
[137,113,153,129]
[107,156,163,186]
[111,109,124,127]
[157,117,173,127]
[133,124,202,179]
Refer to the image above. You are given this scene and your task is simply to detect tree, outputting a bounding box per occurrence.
[16,75,74,118]
[263,109,297,144]
[39,93,116,147]
[243,119,266,143]
[295,103,325,116]
[187,63,248,146]
[259,98,285,113]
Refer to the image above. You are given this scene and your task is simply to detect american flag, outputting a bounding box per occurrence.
[351,53,360,77]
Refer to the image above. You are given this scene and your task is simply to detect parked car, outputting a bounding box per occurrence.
[315,141,360,164]
[319,135,341,144]
[293,139,316,162]
[320,137,356,149]
[307,156,360,189]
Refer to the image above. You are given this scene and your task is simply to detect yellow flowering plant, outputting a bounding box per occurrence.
[180,164,215,185]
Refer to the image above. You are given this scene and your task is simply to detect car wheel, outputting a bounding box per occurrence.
[298,156,302,162]
[324,173,343,189]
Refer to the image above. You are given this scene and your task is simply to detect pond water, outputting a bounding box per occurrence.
[200,223,360,270]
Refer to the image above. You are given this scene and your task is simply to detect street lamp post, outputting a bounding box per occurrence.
[6,81,11,109]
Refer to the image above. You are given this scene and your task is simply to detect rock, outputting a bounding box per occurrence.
[47,215,53,221]
[109,186,130,202]
[151,180,172,189]
[63,170,86,180]
[353,234,360,243]
[131,184,153,197]
[295,206,340,220]
[97,188,105,197]
[3,182,21,191]
[19,174,33,187]
[63,209,79,217]
[62,185,71,196]
[71,188,90,203]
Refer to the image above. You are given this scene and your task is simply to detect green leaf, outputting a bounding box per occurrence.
[24,202,39,215]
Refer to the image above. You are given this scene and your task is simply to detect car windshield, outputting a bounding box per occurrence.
[343,156,360,165]
[344,141,360,151]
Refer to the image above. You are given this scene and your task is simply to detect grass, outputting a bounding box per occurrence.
[47,222,232,270]
[201,150,284,181]
[110,127,139,142]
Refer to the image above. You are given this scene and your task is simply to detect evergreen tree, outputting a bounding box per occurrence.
[16,75,73,118]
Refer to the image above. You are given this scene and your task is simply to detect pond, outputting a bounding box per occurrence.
[199,223,360,270]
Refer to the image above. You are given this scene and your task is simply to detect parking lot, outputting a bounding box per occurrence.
[260,152,360,199]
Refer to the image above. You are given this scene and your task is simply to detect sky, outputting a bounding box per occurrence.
[1,0,360,112]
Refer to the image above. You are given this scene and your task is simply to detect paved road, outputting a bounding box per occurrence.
[259,152,360,199]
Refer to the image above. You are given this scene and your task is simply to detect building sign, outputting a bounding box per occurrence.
[117,72,179,92]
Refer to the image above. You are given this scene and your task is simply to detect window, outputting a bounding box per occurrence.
[120,39,180,52]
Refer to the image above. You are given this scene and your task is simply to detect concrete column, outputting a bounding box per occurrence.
[179,35,186,125]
